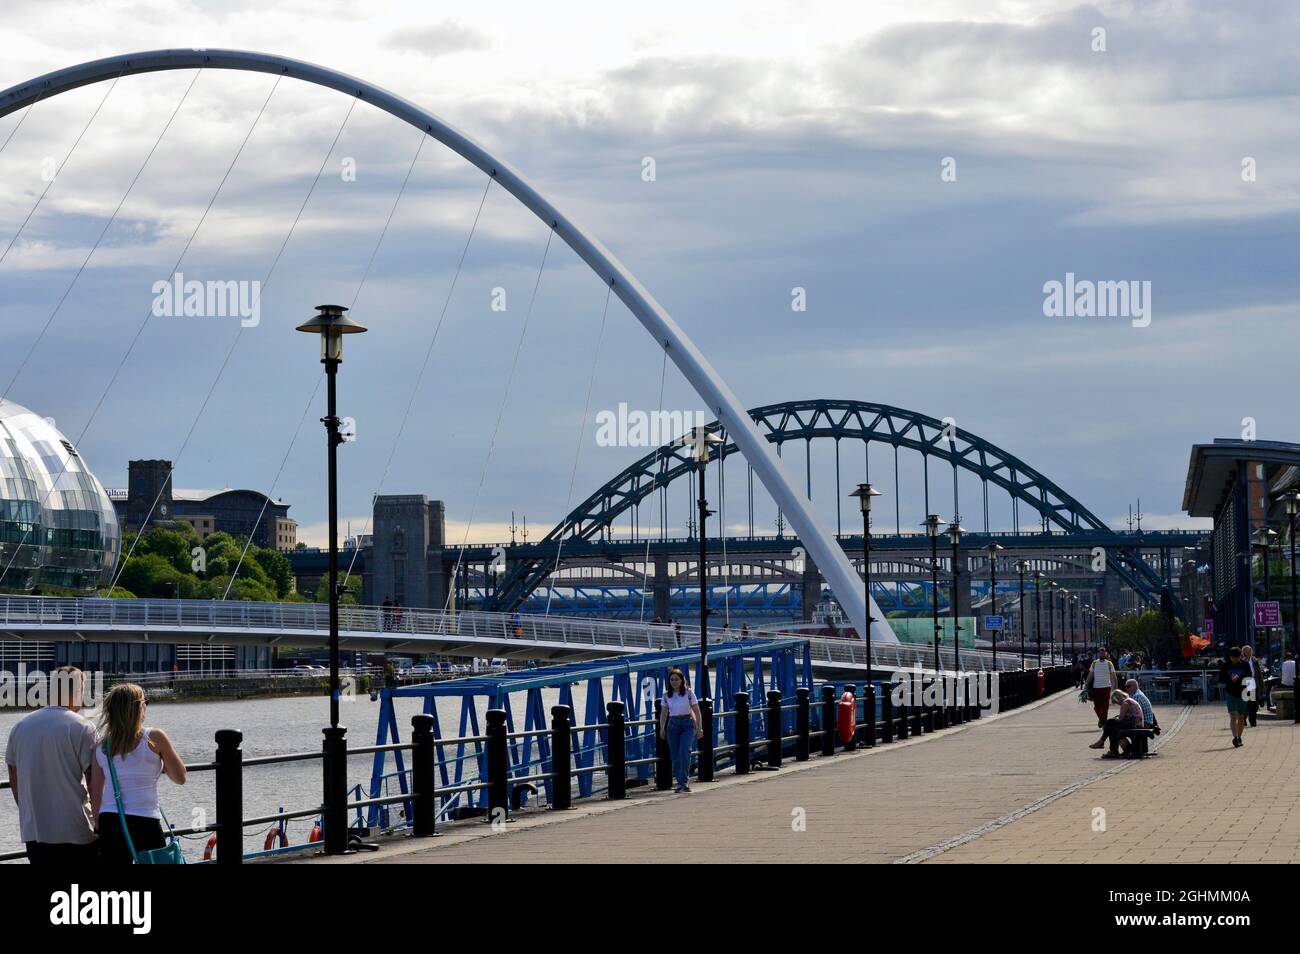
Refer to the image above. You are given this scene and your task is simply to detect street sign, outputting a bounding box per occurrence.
[1253,600,1281,628]
[983,615,1004,631]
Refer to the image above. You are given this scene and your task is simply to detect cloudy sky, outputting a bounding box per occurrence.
[1,0,1294,548]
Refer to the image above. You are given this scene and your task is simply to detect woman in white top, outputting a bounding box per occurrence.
[1086,648,1118,728]
[89,683,187,863]
[657,668,703,793]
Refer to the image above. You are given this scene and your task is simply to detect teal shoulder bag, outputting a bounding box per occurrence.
[102,739,185,865]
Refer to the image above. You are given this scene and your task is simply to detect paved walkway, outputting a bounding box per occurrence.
[295,691,1300,864]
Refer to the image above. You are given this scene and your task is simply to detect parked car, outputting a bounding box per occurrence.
[408,664,434,676]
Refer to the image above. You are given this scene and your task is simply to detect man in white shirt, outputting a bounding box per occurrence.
[1282,653,1296,688]
[4,667,98,863]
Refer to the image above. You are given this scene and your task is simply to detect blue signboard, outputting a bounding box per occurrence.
[983,615,1005,630]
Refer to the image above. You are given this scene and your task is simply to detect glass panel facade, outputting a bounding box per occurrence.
[0,400,119,591]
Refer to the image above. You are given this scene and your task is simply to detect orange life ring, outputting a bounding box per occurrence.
[308,822,322,843]
[264,827,288,851]
[203,834,217,861]
[837,690,857,744]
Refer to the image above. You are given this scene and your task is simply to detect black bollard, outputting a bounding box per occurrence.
[653,699,671,790]
[734,692,751,774]
[881,681,895,743]
[842,684,857,751]
[864,683,877,747]
[766,690,783,768]
[820,684,836,756]
[411,714,436,837]
[322,725,349,855]
[606,701,627,800]
[912,675,924,736]
[214,729,243,865]
[923,677,936,732]
[698,697,715,782]
[550,705,572,811]
[795,687,810,761]
[485,709,509,821]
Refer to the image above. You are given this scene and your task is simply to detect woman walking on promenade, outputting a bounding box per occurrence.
[657,668,703,793]
[1085,647,1117,727]
[89,684,187,863]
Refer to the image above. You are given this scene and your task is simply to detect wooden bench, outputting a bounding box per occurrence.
[1116,727,1155,758]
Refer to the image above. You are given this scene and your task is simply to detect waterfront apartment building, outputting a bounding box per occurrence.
[109,458,297,551]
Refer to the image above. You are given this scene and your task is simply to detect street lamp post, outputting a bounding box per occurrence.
[296,303,366,856]
[1016,560,1029,666]
[1282,492,1300,725]
[1253,527,1278,660]
[1047,582,1057,665]
[1033,571,1044,666]
[947,521,965,673]
[689,428,724,700]
[1069,596,1077,661]
[850,483,882,685]
[987,543,1004,668]
[924,514,944,674]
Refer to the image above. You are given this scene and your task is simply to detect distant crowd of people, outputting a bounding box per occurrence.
[6,668,186,864]
[1074,643,1296,755]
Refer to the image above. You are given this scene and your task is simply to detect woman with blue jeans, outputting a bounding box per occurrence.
[658,668,703,793]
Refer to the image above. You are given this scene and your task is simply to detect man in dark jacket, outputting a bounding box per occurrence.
[1220,647,1251,748]
[1241,644,1265,728]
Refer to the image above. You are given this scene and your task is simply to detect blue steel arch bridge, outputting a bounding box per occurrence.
[447,400,1200,623]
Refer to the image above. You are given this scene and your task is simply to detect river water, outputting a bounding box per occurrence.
[0,689,568,862]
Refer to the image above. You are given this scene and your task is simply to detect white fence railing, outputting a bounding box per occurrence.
[0,596,1049,670]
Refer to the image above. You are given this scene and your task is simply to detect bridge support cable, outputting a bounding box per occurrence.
[2,69,201,407]
[113,80,390,591]
[0,69,123,268]
[0,89,45,156]
[441,226,555,612]
[219,98,364,595]
[335,172,495,590]
[1,74,285,589]
[637,348,669,623]
[543,283,614,616]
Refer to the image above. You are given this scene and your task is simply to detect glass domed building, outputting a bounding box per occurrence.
[0,399,119,592]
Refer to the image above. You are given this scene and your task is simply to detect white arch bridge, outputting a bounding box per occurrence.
[0,49,892,646]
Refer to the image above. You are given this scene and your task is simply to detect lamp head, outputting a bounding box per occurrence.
[1282,491,1300,516]
[986,542,1004,558]
[850,482,881,514]
[946,521,965,545]
[922,514,944,537]
[296,304,367,362]
[683,427,724,464]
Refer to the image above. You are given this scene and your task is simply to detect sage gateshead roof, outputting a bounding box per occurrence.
[0,399,120,592]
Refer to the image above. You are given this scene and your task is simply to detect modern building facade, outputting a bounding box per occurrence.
[109,458,297,550]
[1182,438,1300,652]
[0,399,120,592]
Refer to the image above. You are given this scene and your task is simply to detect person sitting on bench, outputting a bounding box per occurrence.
[1089,689,1143,757]
[1124,679,1159,733]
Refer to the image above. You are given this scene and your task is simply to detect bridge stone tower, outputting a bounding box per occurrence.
[365,495,451,611]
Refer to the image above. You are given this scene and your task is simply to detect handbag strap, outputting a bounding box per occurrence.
[102,741,141,864]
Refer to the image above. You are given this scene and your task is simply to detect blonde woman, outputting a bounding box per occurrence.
[88,684,187,863]
[1088,689,1143,758]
